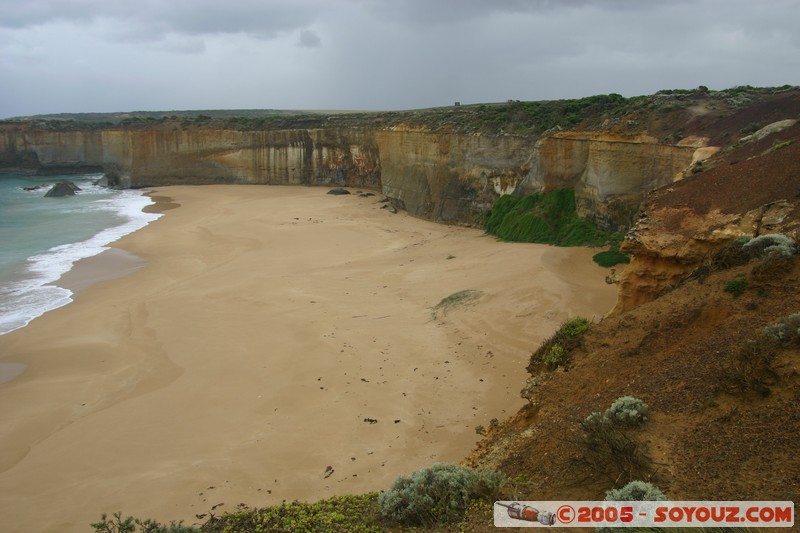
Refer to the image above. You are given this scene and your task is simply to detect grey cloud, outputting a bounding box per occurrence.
[298,29,321,47]
[0,0,326,39]
[1,0,800,118]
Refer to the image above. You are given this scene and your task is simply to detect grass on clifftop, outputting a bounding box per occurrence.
[485,189,628,266]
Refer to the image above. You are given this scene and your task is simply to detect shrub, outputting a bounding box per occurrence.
[581,411,611,437]
[580,409,648,482]
[605,396,650,428]
[713,234,796,276]
[202,493,382,533]
[532,317,591,371]
[751,248,795,281]
[742,233,796,258]
[580,397,652,482]
[562,317,591,337]
[723,313,800,396]
[378,464,505,526]
[581,396,649,437]
[762,313,800,345]
[91,513,198,533]
[710,238,751,270]
[605,480,667,502]
[542,343,566,370]
[724,278,748,298]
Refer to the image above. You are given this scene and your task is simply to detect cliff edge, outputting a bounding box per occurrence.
[463,89,800,515]
[5,86,797,233]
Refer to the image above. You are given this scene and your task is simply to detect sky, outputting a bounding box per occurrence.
[1,0,799,118]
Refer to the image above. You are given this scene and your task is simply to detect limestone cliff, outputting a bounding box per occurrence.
[0,126,105,174]
[516,132,697,230]
[0,122,698,229]
[376,127,537,223]
[4,87,797,229]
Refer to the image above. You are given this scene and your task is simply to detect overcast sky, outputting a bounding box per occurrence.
[1,0,799,118]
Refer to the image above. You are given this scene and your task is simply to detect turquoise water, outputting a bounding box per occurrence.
[0,173,160,334]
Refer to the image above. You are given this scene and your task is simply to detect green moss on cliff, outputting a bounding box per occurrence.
[592,246,631,267]
[486,189,615,247]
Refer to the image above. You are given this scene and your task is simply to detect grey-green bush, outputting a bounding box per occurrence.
[605,480,667,501]
[599,482,668,533]
[580,411,611,436]
[742,233,796,258]
[583,396,649,432]
[378,463,505,526]
[762,313,800,345]
[605,396,650,428]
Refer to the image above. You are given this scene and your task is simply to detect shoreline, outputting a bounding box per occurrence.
[0,183,162,338]
[54,192,179,294]
[0,185,618,532]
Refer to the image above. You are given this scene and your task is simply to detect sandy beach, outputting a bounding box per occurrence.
[0,185,617,532]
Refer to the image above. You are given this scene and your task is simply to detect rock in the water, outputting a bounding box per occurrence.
[381,204,397,214]
[23,185,45,191]
[44,180,81,198]
[327,188,351,195]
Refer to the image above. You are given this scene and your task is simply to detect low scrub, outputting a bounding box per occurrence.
[710,236,751,270]
[724,277,748,298]
[542,342,567,370]
[605,396,650,428]
[605,480,667,502]
[742,233,796,258]
[92,513,197,533]
[530,317,591,371]
[725,312,800,396]
[378,463,505,526]
[580,397,652,484]
[202,494,381,533]
[599,481,668,533]
[712,234,796,277]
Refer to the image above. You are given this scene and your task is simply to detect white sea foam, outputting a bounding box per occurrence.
[0,190,161,335]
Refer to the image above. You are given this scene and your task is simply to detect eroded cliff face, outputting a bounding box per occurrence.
[104,127,381,189]
[0,125,381,189]
[612,125,800,313]
[0,126,106,174]
[376,127,536,223]
[517,132,698,230]
[0,123,699,227]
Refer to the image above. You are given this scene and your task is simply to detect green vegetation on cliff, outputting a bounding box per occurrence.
[485,190,629,266]
[486,189,613,246]
[592,246,631,268]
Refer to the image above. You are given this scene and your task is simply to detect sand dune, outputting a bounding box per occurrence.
[0,185,617,531]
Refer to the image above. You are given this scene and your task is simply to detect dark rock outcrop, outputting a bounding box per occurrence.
[327,188,351,195]
[44,180,81,197]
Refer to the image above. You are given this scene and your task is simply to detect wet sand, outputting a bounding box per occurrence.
[0,185,617,532]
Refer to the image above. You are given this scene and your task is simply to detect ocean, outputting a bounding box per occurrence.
[0,173,160,335]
